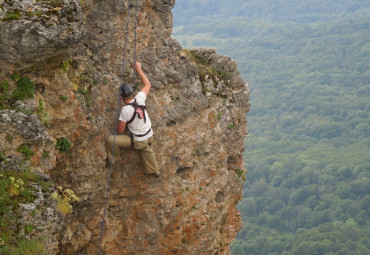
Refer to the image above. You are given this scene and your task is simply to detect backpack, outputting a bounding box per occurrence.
[126,99,147,124]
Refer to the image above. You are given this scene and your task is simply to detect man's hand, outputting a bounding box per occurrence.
[135,61,142,74]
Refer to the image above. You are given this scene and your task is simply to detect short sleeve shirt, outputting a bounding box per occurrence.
[119,92,153,141]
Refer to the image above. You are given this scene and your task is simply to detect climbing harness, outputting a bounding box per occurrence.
[98,0,138,254]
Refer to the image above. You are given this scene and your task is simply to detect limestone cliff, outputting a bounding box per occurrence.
[0,0,250,254]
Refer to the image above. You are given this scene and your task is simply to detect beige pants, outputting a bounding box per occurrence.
[106,134,159,175]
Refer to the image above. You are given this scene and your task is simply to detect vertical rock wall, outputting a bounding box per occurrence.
[0,0,250,254]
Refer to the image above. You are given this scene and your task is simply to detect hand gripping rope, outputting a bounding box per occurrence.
[98,0,138,254]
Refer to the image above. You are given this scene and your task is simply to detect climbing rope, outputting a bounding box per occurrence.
[98,0,138,254]
[133,0,138,89]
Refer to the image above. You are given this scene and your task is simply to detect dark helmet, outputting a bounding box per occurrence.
[119,84,133,98]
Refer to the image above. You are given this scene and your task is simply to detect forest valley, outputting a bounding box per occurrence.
[173,0,370,254]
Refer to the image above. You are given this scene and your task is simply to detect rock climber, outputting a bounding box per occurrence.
[106,61,159,177]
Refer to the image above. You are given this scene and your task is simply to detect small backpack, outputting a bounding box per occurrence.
[126,99,147,124]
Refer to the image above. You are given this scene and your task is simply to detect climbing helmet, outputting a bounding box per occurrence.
[120,84,134,98]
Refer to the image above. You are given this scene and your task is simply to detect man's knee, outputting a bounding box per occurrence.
[106,135,115,147]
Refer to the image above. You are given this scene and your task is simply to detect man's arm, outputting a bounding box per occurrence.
[117,121,126,134]
[135,61,151,96]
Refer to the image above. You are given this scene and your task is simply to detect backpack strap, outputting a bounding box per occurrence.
[127,100,138,124]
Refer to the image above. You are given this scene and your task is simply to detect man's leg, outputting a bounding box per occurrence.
[106,134,131,163]
[134,137,159,175]
[140,137,159,175]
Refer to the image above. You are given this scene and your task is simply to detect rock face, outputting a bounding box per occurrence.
[0,0,84,71]
[0,0,250,254]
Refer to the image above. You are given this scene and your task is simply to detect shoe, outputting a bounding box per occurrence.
[106,158,113,167]
[150,172,161,178]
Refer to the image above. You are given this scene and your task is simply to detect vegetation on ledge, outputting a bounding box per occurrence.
[184,49,232,86]
[0,167,51,255]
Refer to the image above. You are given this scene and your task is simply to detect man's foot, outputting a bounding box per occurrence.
[106,158,113,167]
[150,172,161,178]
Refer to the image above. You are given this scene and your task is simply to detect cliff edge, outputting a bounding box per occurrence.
[0,0,250,254]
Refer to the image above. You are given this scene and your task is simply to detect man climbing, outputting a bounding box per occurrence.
[106,61,159,177]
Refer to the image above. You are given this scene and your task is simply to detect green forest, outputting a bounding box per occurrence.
[173,0,370,254]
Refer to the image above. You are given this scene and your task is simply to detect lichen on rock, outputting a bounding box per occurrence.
[0,0,250,254]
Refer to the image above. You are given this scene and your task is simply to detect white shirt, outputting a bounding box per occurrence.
[119,91,153,141]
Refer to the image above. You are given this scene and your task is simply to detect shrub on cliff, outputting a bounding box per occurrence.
[11,76,35,101]
[0,80,9,109]
[55,137,71,153]
[51,186,79,216]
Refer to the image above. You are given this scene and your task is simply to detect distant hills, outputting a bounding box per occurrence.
[173,0,370,24]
